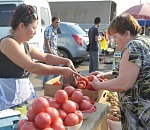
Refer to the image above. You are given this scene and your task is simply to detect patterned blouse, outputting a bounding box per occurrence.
[113,35,150,130]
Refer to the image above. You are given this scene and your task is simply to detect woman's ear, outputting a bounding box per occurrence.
[124,31,130,38]
[18,22,25,31]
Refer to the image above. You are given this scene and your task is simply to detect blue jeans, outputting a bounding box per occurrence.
[43,65,60,87]
[89,50,99,73]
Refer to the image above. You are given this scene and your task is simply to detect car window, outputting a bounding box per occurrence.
[0,4,16,27]
[40,7,50,27]
[58,23,70,34]
[68,24,86,35]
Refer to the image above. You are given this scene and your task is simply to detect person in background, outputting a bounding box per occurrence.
[43,17,61,88]
[88,17,102,73]
[0,4,80,110]
[90,13,150,129]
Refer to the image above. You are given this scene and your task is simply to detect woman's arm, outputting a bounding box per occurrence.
[90,71,114,80]
[0,38,79,77]
[30,45,76,71]
[91,48,140,92]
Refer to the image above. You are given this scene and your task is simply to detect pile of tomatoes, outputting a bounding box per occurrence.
[18,96,65,130]
[63,86,95,111]
[77,75,106,90]
[52,75,106,92]
[18,86,95,130]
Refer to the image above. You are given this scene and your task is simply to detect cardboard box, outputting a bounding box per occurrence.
[81,89,108,102]
[44,76,108,102]
[44,76,62,97]
[81,89,99,100]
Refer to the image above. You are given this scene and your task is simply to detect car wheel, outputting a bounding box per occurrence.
[59,49,70,59]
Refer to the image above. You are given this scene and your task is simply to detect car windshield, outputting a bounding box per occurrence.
[0,4,16,27]
[68,24,87,35]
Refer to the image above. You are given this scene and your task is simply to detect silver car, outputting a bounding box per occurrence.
[57,22,89,63]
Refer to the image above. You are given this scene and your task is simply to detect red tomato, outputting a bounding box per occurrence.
[35,112,51,129]
[88,75,95,82]
[71,91,83,103]
[53,81,61,86]
[42,128,54,130]
[64,113,79,126]
[32,97,49,114]
[46,107,59,124]
[51,122,65,130]
[77,83,85,89]
[54,90,68,103]
[98,78,104,82]
[103,79,107,81]
[68,97,71,100]
[18,119,28,130]
[57,109,67,121]
[62,100,76,113]
[48,99,61,109]
[82,96,90,101]
[76,89,82,92]
[81,77,89,85]
[86,82,94,90]
[74,110,83,122]
[21,122,39,130]
[56,117,63,124]
[79,100,92,111]
[27,107,36,122]
[74,102,79,110]
[78,81,86,87]
[64,86,75,97]
[43,96,52,102]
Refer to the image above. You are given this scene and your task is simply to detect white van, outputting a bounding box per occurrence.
[0,0,51,52]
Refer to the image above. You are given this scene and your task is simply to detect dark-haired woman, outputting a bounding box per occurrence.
[0,4,80,110]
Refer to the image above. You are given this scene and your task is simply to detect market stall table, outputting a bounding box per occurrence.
[43,77,109,130]
[80,102,108,130]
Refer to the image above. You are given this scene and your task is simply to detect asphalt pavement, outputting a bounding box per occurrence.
[29,53,114,99]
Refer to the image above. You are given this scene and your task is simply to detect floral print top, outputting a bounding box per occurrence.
[113,35,150,130]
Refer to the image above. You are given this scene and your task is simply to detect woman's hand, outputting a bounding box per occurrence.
[90,76,102,91]
[60,67,81,78]
[66,60,77,72]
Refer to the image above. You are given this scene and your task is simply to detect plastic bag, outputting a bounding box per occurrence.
[100,37,107,50]
[107,119,122,130]
[61,75,78,89]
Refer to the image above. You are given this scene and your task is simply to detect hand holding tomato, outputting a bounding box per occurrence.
[88,75,95,82]
[90,76,102,91]
[89,71,105,79]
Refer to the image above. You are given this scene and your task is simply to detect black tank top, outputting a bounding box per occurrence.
[0,35,31,78]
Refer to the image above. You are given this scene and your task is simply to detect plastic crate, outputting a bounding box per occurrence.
[0,109,21,130]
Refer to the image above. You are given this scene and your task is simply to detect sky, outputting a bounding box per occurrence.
[115,0,150,15]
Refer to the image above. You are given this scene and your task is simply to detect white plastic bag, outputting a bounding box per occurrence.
[107,119,122,130]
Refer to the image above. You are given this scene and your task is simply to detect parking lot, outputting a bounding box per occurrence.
[29,54,114,98]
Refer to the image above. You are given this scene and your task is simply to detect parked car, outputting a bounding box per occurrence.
[57,22,89,63]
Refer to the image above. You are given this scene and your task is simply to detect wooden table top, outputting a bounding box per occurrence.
[80,102,108,130]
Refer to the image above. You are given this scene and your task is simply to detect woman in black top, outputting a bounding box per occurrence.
[0,4,80,110]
